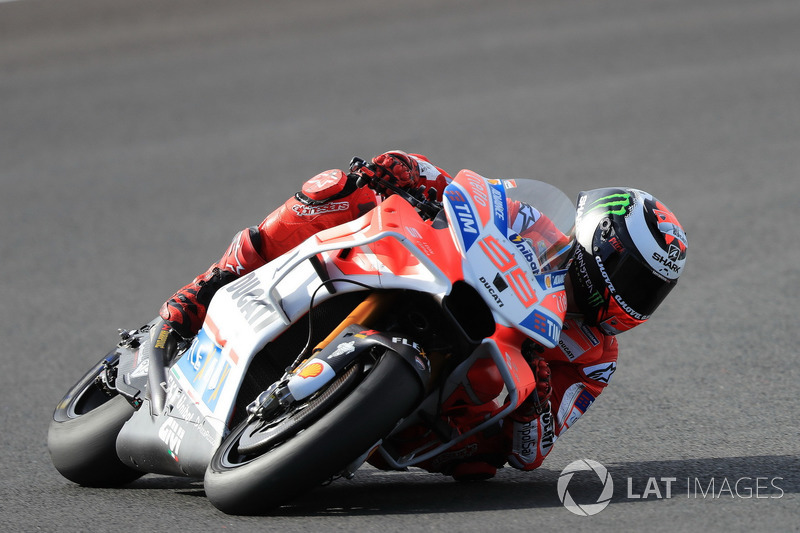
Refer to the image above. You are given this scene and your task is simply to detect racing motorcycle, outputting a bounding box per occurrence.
[48,169,576,515]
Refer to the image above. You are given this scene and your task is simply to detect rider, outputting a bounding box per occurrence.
[159,151,688,480]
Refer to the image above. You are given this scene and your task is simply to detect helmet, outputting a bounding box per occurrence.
[568,187,688,335]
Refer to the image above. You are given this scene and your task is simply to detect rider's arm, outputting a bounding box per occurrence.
[409,153,451,200]
[505,320,618,470]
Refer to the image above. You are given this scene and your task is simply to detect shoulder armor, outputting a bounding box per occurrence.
[301,169,349,202]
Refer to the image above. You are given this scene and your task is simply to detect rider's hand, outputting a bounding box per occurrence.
[370,151,421,189]
[508,355,552,423]
[349,151,421,194]
[350,150,421,192]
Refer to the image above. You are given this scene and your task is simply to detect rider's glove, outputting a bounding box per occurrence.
[508,354,552,423]
[372,151,421,189]
[350,151,421,192]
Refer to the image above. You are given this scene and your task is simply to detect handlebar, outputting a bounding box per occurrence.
[348,157,443,220]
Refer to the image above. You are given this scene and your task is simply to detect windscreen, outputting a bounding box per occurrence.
[502,179,576,272]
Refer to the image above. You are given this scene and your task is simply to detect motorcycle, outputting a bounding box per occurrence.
[48,169,576,514]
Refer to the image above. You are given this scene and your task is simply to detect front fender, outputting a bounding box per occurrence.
[487,325,537,411]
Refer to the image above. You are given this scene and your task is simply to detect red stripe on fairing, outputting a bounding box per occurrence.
[203,317,238,365]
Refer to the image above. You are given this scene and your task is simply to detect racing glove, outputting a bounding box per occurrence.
[350,150,421,192]
[508,350,552,423]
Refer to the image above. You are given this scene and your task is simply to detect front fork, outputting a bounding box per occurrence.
[249,291,425,417]
[310,291,401,356]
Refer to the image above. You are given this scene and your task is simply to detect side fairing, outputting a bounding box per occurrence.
[167,196,461,430]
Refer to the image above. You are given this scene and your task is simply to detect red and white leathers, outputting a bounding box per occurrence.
[504,318,618,470]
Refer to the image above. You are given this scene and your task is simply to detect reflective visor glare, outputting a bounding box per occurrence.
[598,244,675,317]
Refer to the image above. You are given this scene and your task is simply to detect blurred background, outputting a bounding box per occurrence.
[1,0,798,530]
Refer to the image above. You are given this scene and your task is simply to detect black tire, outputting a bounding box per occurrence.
[204,351,424,515]
[47,353,143,487]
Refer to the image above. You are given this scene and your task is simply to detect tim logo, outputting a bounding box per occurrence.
[444,189,466,203]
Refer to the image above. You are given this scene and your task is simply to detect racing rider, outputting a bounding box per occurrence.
[158,151,688,480]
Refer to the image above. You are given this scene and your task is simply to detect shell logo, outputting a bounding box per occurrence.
[298,362,324,379]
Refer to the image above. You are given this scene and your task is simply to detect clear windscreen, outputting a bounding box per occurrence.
[501,179,576,272]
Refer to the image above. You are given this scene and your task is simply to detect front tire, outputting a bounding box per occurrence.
[47,352,143,486]
[204,350,424,515]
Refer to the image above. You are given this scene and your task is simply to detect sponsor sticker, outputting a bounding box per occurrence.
[291,201,350,217]
[298,361,325,379]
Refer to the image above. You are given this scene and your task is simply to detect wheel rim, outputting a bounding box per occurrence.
[224,363,362,463]
[54,352,119,422]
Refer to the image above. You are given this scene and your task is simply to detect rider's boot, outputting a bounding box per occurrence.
[159,227,267,338]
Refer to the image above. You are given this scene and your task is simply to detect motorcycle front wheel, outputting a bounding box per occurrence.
[204,349,424,515]
[47,351,143,487]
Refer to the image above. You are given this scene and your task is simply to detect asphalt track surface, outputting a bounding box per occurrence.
[2,0,798,531]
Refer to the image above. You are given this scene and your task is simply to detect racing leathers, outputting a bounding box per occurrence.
[158,152,618,478]
[505,318,618,471]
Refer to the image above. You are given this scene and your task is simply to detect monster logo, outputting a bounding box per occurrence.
[585,193,633,217]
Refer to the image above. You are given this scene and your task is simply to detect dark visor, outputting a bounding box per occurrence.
[598,241,676,317]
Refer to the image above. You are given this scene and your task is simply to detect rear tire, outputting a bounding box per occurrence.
[47,353,143,487]
[204,351,423,515]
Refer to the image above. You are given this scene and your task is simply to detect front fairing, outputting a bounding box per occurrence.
[443,170,575,348]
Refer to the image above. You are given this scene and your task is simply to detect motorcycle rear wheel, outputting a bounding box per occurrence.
[204,350,423,515]
[47,352,143,487]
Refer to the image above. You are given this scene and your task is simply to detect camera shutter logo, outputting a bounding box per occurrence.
[558,459,614,516]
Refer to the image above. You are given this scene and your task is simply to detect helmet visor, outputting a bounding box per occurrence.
[597,239,676,318]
